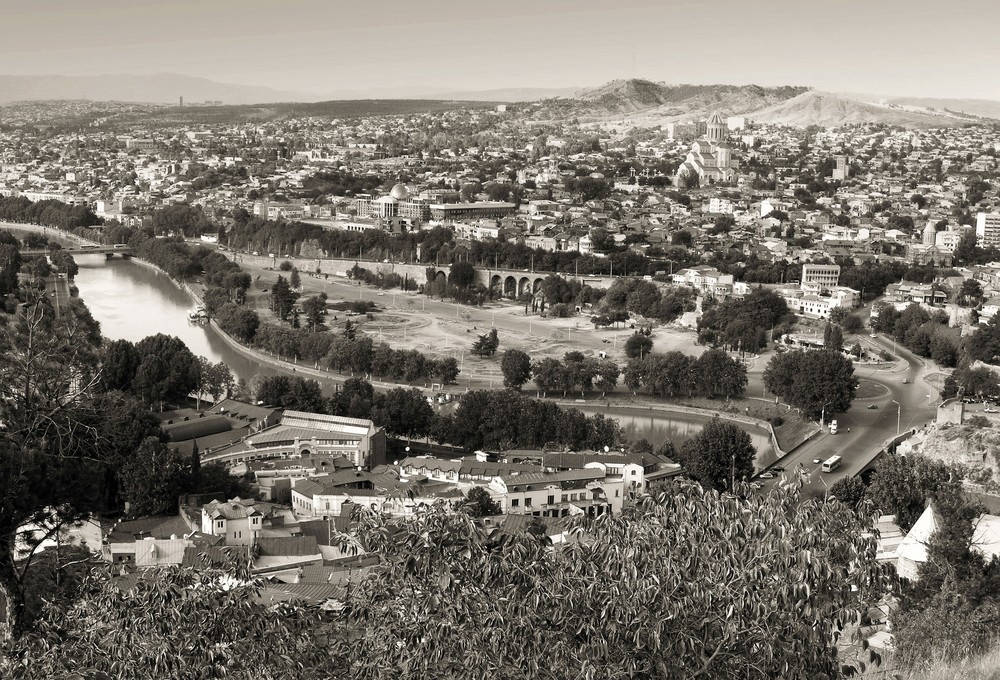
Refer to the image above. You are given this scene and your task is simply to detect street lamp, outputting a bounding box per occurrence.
[892,399,901,436]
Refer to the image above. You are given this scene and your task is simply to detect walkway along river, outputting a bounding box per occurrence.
[2,223,774,459]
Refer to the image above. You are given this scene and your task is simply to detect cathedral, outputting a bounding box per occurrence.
[674,112,735,187]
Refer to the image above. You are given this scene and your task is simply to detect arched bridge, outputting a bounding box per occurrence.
[426,267,547,298]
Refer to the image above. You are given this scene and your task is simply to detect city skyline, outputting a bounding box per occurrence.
[1,0,999,101]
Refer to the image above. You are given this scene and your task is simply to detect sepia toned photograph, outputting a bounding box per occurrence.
[0,0,997,677]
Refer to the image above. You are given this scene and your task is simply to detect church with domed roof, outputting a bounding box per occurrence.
[674,112,736,187]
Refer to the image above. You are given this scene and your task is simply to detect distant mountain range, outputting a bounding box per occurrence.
[563,79,809,122]
[0,73,308,105]
[1,73,999,128]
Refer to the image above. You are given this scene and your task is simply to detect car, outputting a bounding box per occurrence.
[902,378,909,384]
[986,407,998,413]
[602,339,610,343]
[812,458,822,464]
[376,292,385,296]
[868,404,879,409]
[870,332,877,338]
[771,465,784,472]
[758,471,775,480]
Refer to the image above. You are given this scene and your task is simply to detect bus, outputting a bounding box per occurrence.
[821,455,842,473]
[829,419,838,435]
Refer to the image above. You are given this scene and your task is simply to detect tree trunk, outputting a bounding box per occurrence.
[0,532,23,638]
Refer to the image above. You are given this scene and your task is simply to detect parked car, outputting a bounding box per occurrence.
[902,379,909,384]
[868,404,879,410]
[758,471,775,480]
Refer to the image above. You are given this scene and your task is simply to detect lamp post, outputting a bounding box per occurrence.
[892,399,901,436]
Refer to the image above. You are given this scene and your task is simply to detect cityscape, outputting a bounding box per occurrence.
[0,1,999,678]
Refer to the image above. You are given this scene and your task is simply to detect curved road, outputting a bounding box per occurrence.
[757,335,939,500]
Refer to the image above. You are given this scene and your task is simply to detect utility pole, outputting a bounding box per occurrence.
[892,399,901,436]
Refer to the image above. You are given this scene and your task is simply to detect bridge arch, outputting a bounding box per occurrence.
[503,276,517,298]
[532,277,544,293]
[434,270,447,288]
[518,277,531,295]
[490,274,502,293]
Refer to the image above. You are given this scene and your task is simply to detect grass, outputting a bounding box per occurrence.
[909,645,1000,680]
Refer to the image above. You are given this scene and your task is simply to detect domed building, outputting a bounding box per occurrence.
[674,112,736,188]
[389,183,410,201]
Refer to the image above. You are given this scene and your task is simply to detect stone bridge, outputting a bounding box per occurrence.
[304,257,618,298]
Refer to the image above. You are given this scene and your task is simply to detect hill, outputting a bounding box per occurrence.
[886,96,1000,121]
[746,90,978,128]
[542,79,809,123]
[0,72,311,105]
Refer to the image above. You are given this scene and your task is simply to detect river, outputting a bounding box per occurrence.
[3,224,775,458]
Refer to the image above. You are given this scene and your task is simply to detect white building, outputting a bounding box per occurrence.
[976,212,1000,248]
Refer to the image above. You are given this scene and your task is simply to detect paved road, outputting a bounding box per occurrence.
[221,247,944,490]
[758,335,939,500]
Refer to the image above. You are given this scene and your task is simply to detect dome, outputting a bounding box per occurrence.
[389,183,409,200]
[707,112,725,126]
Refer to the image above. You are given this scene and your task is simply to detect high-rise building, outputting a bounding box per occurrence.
[976,212,1000,247]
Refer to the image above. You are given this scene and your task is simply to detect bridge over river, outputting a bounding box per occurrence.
[20,245,132,257]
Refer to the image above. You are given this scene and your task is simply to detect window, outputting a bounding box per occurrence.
[511,499,519,507]
[547,495,554,505]
[216,520,224,529]
[525,498,532,507]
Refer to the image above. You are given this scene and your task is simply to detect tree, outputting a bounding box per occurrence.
[531,358,563,398]
[132,335,200,409]
[960,278,983,307]
[289,267,300,290]
[460,486,502,517]
[100,338,139,392]
[763,349,856,420]
[371,388,435,440]
[500,349,532,390]
[270,275,296,321]
[829,476,866,507]
[301,295,327,331]
[624,333,653,359]
[119,437,190,517]
[864,453,963,532]
[0,244,21,296]
[676,419,756,492]
[470,328,499,357]
[694,348,748,398]
[334,483,891,679]
[449,261,476,289]
[823,322,844,351]
[4,564,338,678]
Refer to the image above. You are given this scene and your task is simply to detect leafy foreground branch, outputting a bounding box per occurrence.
[2,482,893,679]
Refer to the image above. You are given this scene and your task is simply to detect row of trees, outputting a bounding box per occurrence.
[622,349,748,399]
[871,302,962,368]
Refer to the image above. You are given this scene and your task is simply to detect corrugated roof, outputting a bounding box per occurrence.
[258,536,320,557]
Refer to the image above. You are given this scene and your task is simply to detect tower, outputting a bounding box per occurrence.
[922,220,937,246]
[706,112,726,143]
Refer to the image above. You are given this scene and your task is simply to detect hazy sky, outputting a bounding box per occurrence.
[2,0,998,99]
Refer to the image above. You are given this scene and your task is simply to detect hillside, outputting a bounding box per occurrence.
[886,96,1000,121]
[746,90,977,128]
[540,79,809,124]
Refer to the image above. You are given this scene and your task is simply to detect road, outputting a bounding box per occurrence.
[758,334,939,500]
[219,247,944,491]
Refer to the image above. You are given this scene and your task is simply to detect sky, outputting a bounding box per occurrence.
[1,0,998,100]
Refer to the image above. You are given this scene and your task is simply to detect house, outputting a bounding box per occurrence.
[488,468,625,518]
[201,497,265,546]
